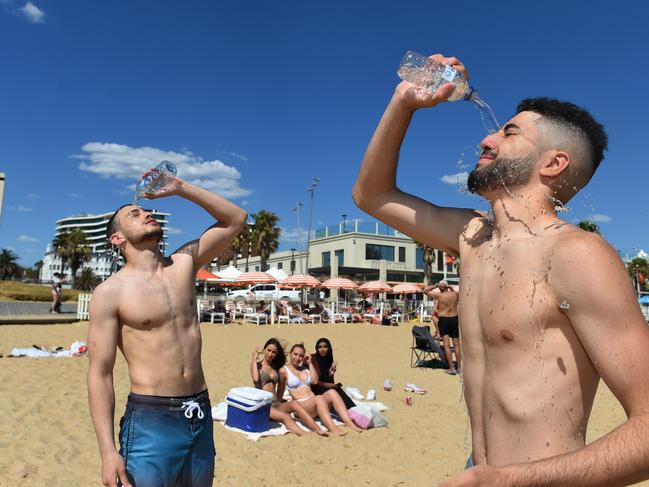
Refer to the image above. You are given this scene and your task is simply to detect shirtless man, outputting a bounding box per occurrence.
[424,280,461,374]
[353,53,649,485]
[87,176,246,487]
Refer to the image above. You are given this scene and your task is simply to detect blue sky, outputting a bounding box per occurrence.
[1,0,647,267]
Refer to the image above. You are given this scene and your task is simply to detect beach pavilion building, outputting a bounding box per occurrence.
[40,209,170,283]
[212,219,459,286]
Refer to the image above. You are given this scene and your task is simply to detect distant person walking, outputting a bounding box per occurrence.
[50,272,62,314]
[87,174,246,487]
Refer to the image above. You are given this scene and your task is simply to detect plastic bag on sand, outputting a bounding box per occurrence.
[71,341,87,356]
[348,405,388,429]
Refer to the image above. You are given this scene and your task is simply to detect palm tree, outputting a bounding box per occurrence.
[0,248,21,280]
[53,229,91,288]
[416,242,436,286]
[578,220,600,234]
[250,210,281,272]
[230,229,250,269]
[76,268,100,291]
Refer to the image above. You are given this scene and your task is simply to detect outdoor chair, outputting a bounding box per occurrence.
[306,313,322,324]
[244,312,269,325]
[411,325,446,368]
[209,312,226,324]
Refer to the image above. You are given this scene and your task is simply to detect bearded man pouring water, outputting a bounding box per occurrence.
[353,53,649,486]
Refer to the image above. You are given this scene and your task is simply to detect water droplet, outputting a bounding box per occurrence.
[559,300,570,310]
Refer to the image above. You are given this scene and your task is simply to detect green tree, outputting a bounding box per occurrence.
[578,220,600,234]
[416,242,436,286]
[0,248,21,280]
[53,229,91,288]
[250,210,281,272]
[230,229,250,269]
[76,268,100,291]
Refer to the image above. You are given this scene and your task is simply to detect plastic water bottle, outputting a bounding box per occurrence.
[397,51,476,102]
[135,161,177,198]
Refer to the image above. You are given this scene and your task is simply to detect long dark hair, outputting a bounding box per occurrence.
[313,337,334,380]
[263,338,286,371]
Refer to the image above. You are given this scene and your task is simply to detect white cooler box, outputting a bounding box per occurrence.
[225,387,273,432]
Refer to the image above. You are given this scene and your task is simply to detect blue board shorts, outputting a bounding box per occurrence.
[118,389,215,487]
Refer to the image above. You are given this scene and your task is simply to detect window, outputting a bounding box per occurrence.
[415,248,424,269]
[398,246,406,263]
[322,251,331,268]
[335,249,344,266]
[365,244,395,261]
[277,262,283,270]
[255,266,260,272]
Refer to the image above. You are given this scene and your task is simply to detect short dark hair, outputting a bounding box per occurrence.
[516,97,608,171]
[106,204,133,241]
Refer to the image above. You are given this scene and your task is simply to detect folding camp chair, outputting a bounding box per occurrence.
[411,325,446,368]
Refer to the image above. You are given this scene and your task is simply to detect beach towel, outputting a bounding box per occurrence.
[9,341,87,358]
[211,402,342,442]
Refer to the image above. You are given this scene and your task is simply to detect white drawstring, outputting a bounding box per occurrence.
[181,400,204,419]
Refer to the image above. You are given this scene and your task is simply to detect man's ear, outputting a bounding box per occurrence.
[539,150,570,178]
[109,232,126,249]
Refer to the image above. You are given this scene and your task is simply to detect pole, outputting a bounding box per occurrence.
[305,177,319,276]
[292,202,304,275]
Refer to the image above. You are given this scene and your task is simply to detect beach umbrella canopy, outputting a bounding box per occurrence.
[215,265,242,282]
[196,268,220,281]
[281,274,320,288]
[392,283,422,294]
[234,271,278,285]
[266,266,289,281]
[320,277,358,290]
[358,280,393,293]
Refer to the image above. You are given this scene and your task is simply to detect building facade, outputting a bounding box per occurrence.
[40,209,170,283]
[213,219,458,284]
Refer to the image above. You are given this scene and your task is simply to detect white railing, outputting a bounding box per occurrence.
[77,293,92,320]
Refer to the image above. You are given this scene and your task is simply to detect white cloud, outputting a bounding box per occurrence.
[230,152,248,162]
[240,200,249,206]
[18,235,38,242]
[20,1,45,23]
[9,205,32,212]
[165,226,184,235]
[67,193,81,198]
[441,172,469,185]
[588,214,612,223]
[27,192,39,199]
[280,227,312,243]
[76,142,252,199]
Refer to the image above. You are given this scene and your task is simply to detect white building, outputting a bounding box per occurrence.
[40,209,170,283]
[213,219,458,284]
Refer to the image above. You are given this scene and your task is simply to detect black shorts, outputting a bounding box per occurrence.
[438,316,459,339]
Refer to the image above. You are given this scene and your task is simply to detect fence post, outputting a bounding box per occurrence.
[77,293,92,320]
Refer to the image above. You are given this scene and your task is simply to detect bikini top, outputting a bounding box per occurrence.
[284,365,311,390]
[255,363,279,389]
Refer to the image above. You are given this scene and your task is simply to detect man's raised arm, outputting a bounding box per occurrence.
[352,54,480,256]
[147,178,247,269]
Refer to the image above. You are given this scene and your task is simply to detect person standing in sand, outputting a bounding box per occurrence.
[87,175,247,487]
[353,53,649,485]
[423,280,461,374]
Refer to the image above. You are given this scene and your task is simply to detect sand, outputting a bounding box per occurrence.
[0,321,646,487]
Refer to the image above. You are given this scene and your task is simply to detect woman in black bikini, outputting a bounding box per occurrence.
[310,337,356,409]
[250,338,325,436]
[279,343,362,435]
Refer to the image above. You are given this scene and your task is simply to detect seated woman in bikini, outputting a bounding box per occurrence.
[279,343,363,436]
[250,338,326,436]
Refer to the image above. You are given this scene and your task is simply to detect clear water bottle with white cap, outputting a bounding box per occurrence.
[397,51,499,133]
[134,160,177,201]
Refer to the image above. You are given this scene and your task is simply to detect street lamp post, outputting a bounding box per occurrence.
[305,177,320,275]
[290,248,296,275]
[291,202,304,274]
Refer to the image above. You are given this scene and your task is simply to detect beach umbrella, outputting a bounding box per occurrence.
[266,266,289,281]
[358,280,393,293]
[320,277,358,290]
[281,274,321,289]
[234,271,278,285]
[392,283,421,294]
[196,268,221,297]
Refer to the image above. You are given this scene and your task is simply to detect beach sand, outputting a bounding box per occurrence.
[0,321,646,487]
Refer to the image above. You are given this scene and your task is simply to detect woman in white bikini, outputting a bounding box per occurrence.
[250,338,326,436]
[279,343,363,435]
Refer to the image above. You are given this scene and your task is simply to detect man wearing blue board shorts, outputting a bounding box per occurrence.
[87,174,247,487]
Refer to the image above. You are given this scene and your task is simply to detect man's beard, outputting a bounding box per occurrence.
[467,154,537,194]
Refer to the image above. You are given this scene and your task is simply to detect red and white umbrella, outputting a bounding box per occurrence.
[234,271,278,285]
[320,277,358,290]
[392,283,422,294]
[281,274,320,289]
[358,280,393,294]
[196,268,220,281]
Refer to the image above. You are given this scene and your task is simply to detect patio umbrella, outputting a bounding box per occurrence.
[281,274,321,288]
[392,283,423,320]
[196,268,221,297]
[320,278,358,322]
[234,271,278,285]
[358,280,393,293]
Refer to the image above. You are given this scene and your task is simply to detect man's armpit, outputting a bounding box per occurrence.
[172,240,199,268]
